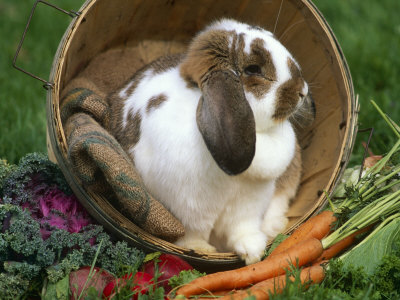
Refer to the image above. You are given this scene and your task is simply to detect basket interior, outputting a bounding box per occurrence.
[47,0,356,270]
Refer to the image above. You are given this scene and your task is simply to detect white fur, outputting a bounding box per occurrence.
[244,122,295,180]
[120,19,303,264]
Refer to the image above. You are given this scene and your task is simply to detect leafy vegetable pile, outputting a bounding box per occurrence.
[0,153,144,299]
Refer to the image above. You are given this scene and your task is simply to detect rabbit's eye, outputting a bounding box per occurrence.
[244,64,262,76]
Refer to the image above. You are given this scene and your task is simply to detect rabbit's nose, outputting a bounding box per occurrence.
[301,83,309,98]
[297,84,309,103]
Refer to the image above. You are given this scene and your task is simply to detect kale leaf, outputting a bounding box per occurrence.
[0,153,145,298]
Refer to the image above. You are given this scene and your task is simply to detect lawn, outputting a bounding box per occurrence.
[313,0,400,164]
[0,0,82,163]
[1,0,399,164]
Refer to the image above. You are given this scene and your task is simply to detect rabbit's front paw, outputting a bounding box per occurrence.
[233,231,267,265]
[261,215,288,240]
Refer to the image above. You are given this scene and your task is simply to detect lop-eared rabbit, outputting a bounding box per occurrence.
[109,19,315,264]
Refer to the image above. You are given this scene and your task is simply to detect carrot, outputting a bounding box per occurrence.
[312,224,373,264]
[269,210,337,256]
[175,237,323,298]
[220,265,325,300]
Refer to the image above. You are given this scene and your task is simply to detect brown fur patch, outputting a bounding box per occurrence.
[275,141,302,199]
[273,58,305,121]
[149,54,184,75]
[229,33,245,71]
[248,38,277,81]
[107,93,125,137]
[146,94,167,113]
[120,111,142,151]
[180,30,234,88]
[108,93,142,153]
[241,38,277,99]
[121,54,183,96]
[125,72,145,97]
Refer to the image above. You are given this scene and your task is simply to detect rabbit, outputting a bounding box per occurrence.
[108,18,315,265]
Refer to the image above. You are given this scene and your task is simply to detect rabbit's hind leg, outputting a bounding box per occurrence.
[175,229,217,253]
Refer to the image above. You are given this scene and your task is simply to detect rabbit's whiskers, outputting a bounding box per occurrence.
[273,0,284,35]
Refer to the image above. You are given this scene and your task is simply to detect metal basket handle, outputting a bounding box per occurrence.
[12,0,81,90]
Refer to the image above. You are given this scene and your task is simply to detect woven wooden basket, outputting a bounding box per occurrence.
[46,0,357,271]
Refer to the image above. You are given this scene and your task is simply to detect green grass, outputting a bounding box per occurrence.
[0,0,82,163]
[313,0,400,163]
[0,0,399,164]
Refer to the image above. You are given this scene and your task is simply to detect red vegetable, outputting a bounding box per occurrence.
[102,271,154,299]
[70,266,114,300]
[142,253,193,293]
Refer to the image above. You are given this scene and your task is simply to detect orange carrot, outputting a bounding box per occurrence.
[270,210,337,256]
[312,225,373,264]
[220,265,325,300]
[175,237,323,298]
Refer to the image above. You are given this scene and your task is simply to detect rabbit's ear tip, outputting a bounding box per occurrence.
[218,158,254,176]
[196,70,256,175]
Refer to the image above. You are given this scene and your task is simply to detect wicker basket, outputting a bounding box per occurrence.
[46,0,357,271]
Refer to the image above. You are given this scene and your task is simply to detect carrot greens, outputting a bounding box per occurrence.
[322,101,400,249]
[323,186,400,249]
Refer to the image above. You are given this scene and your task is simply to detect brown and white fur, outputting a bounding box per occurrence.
[108,19,315,264]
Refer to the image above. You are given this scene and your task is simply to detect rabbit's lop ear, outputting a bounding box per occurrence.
[197,70,256,175]
[180,26,256,175]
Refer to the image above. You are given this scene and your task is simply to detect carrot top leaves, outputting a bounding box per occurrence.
[321,103,400,249]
